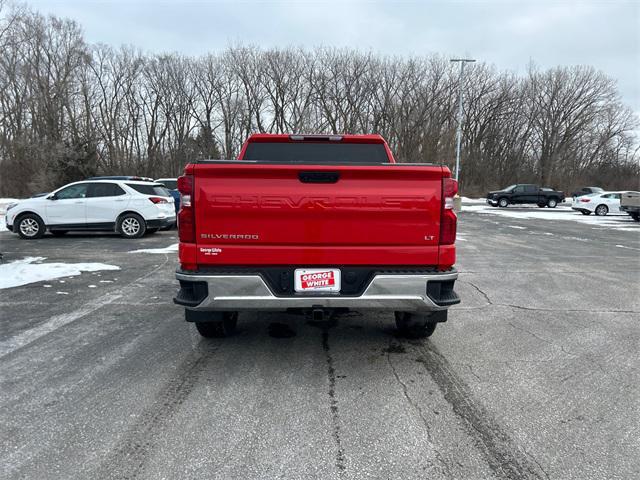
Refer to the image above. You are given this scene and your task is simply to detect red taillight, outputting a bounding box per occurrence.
[177,174,195,243]
[580,198,591,203]
[148,196,168,204]
[440,178,458,245]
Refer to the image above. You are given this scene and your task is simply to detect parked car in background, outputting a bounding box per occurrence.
[571,186,603,198]
[571,191,630,216]
[619,191,640,221]
[486,184,565,208]
[155,178,180,214]
[5,180,175,239]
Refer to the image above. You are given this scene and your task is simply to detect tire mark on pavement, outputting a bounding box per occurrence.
[416,342,547,480]
[95,344,219,480]
[321,326,346,477]
[386,350,452,478]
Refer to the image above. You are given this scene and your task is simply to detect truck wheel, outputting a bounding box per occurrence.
[498,198,509,208]
[190,311,238,338]
[395,312,437,338]
[16,213,46,239]
[117,213,146,238]
[595,204,608,216]
[631,213,640,222]
[547,198,558,208]
[537,203,545,208]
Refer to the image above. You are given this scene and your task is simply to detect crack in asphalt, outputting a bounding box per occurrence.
[416,342,547,480]
[321,326,346,477]
[94,344,219,480]
[462,280,639,314]
[386,350,452,478]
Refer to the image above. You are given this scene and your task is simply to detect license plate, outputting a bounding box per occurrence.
[294,269,341,293]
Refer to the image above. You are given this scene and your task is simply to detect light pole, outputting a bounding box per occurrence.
[450,58,475,184]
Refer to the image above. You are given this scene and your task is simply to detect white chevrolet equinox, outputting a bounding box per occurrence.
[5,180,175,239]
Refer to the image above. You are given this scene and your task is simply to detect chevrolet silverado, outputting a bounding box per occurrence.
[174,134,460,338]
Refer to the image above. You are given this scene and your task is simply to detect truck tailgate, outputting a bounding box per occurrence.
[193,163,445,265]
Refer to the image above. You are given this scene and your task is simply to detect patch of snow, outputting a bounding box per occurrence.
[88,285,97,288]
[56,291,69,295]
[0,257,120,290]
[461,204,639,232]
[460,197,487,204]
[129,243,179,254]
[508,225,526,230]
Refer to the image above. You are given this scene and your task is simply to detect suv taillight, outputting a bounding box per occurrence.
[177,174,195,243]
[148,196,168,204]
[440,178,458,245]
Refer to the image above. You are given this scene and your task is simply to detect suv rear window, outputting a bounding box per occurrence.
[243,142,390,163]
[126,183,171,196]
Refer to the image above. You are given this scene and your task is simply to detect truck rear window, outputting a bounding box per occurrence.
[243,142,390,164]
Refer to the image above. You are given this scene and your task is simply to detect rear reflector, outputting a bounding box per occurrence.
[580,198,591,203]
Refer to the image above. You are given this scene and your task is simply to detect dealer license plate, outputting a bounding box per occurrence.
[294,269,341,293]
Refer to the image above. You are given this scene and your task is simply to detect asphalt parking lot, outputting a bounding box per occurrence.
[1,210,639,480]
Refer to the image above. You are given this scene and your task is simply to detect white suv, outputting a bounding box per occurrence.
[5,180,176,239]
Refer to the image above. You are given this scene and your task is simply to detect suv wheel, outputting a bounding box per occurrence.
[117,213,146,238]
[547,198,558,208]
[190,311,238,338]
[595,204,608,216]
[498,198,509,208]
[395,312,437,338]
[17,214,46,239]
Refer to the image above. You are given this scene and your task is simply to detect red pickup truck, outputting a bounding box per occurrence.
[174,134,460,338]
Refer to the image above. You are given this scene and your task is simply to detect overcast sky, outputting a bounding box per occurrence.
[29,0,640,112]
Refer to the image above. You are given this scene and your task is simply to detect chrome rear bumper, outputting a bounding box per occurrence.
[175,271,459,313]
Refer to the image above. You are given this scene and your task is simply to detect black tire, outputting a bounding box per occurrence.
[189,311,238,338]
[547,197,558,208]
[631,213,640,222]
[595,204,608,216]
[117,213,146,238]
[537,203,546,208]
[498,197,509,208]
[50,230,68,236]
[395,312,437,339]
[580,211,591,215]
[16,213,46,239]
[146,228,159,234]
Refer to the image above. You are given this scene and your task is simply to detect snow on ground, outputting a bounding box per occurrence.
[460,197,487,204]
[0,257,120,289]
[0,198,20,232]
[129,243,179,254]
[461,204,639,231]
